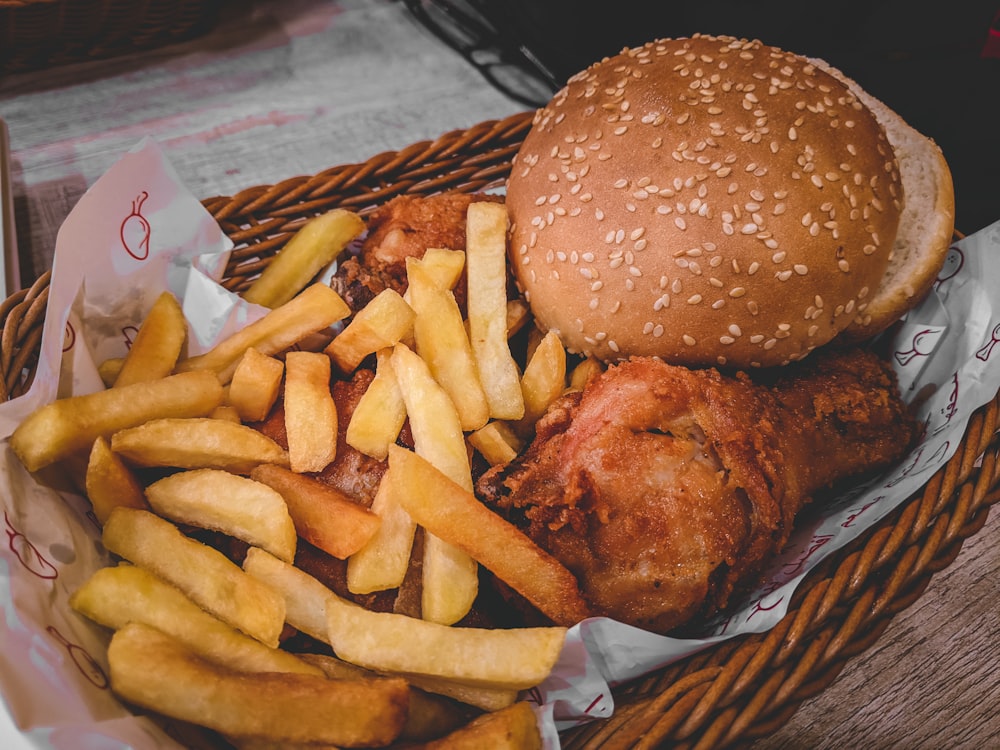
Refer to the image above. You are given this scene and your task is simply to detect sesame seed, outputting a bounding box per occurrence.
[683,335,697,346]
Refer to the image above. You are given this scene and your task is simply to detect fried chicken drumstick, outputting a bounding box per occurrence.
[477,348,918,634]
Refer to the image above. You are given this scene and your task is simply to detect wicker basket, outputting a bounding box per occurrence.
[2,110,998,748]
[0,0,221,74]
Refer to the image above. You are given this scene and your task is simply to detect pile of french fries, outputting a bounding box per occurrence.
[10,201,603,748]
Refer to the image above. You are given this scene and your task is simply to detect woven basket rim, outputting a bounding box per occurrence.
[2,109,998,749]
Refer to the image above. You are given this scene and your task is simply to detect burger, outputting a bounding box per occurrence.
[504,34,955,369]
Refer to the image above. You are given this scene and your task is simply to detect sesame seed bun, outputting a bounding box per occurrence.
[505,34,954,368]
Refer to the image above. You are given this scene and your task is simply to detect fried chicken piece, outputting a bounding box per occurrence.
[331,192,503,312]
[477,348,917,634]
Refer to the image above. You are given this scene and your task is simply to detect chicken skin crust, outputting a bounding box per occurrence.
[477,348,918,634]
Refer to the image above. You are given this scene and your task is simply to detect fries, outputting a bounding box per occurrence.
[389,342,478,625]
[388,445,591,627]
[176,283,350,383]
[345,463,417,594]
[517,329,567,433]
[71,564,321,676]
[408,259,489,432]
[103,508,286,647]
[465,202,524,421]
[467,420,523,467]
[413,701,542,750]
[402,247,466,303]
[85,436,148,524]
[108,622,410,747]
[111,417,289,474]
[345,348,407,460]
[228,347,284,422]
[325,288,415,373]
[145,469,297,563]
[10,370,223,473]
[283,351,337,473]
[251,464,380,560]
[243,209,365,309]
[114,291,188,387]
[326,596,566,690]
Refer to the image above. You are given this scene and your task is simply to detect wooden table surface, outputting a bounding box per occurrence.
[2,1,997,748]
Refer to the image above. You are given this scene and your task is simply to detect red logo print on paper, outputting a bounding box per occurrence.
[63,320,76,353]
[894,328,942,367]
[47,625,109,689]
[976,323,1000,362]
[121,191,151,260]
[4,511,58,580]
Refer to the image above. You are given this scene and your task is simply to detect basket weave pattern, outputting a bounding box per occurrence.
[2,111,997,748]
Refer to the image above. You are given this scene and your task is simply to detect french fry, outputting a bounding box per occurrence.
[210,404,243,423]
[465,201,524,421]
[344,348,407,460]
[97,357,124,388]
[107,622,409,747]
[505,298,531,339]
[145,469,297,563]
[299,653,470,743]
[388,445,591,627]
[10,370,223,473]
[346,463,417,594]
[408,259,490,432]
[242,546,340,641]
[243,209,365,309]
[402,675,519,713]
[410,701,542,750]
[85,436,149,524]
[326,595,567,690]
[283,351,337,473]
[567,355,604,393]
[250,464,380,560]
[114,291,188,387]
[175,283,350,383]
[325,288,415,373]
[228,348,284,423]
[518,329,567,431]
[70,564,321,676]
[110,417,289,474]
[389,342,478,625]
[402,248,466,303]
[466,420,523,467]
[102,508,286,647]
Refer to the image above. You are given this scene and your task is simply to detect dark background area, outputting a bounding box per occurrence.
[474,1,1000,233]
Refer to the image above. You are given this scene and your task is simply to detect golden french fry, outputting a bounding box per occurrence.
[114,291,187,387]
[250,464,379,560]
[346,468,417,594]
[111,417,289,474]
[97,357,124,388]
[465,201,524,421]
[228,348,284,423]
[402,248,466,304]
[243,209,365,309]
[408,259,489,432]
[242,546,340,641]
[70,564,321,676]
[325,288,415,373]
[505,298,531,339]
[403,675,519,713]
[411,701,542,750]
[326,595,566,690]
[146,469,297,563]
[388,445,591,627]
[176,283,350,383]
[85,436,149,524]
[345,348,407,460]
[102,508,286,647]
[389,342,477,625]
[107,622,409,747]
[567,355,604,393]
[283,351,337,473]
[299,653,471,742]
[518,330,567,430]
[466,420,523,467]
[210,405,242,423]
[10,370,223,473]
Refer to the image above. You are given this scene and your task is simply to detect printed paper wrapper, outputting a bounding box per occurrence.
[1,139,998,750]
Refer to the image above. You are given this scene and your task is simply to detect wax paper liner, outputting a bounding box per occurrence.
[1,139,998,750]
